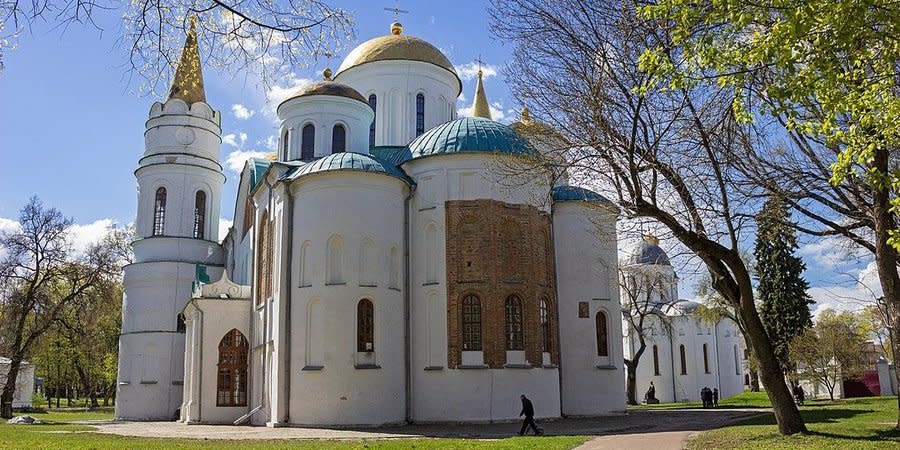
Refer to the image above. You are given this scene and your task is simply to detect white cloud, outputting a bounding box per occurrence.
[455,62,499,81]
[457,103,508,122]
[797,236,867,268]
[68,219,117,254]
[265,73,314,116]
[223,132,248,148]
[231,104,255,120]
[0,217,21,234]
[218,219,233,242]
[263,135,278,151]
[807,260,881,316]
[225,149,273,173]
[457,92,467,102]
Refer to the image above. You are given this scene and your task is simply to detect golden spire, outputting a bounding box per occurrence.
[521,107,531,122]
[472,68,491,120]
[168,17,206,105]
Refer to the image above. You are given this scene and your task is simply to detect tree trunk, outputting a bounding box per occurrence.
[625,359,639,405]
[738,288,808,434]
[869,145,900,428]
[750,370,760,392]
[73,358,98,408]
[0,355,24,419]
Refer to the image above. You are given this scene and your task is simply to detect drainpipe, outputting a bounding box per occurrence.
[403,182,416,423]
[193,301,205,423]
[281,182,294,424]
[668,325,677,402]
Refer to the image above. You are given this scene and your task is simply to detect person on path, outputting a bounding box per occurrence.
[518,394,539,435]
[700,386,711,408]
[712,388,719,407]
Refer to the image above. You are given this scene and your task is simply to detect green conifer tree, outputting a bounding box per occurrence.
[754,195,814,372]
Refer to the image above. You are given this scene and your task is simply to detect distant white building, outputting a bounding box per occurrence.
[0,357,35,409]
[621,236,748,403]
[116,19,626,425]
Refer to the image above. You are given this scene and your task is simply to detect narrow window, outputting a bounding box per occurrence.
[425,223,437,283]
[331,124,346,153]
[505,295,524,351]
[299,241,311,287]
[462,294,482,351]
[357,299,375,352]
[653,345,660,376]
[368,94,377,148]
[415,93,425,136]
[703,343,710,374]
[193,190,206,239]
[596,311,609,357]
[540,298,552,353]
[152,187,166,236]
[282,129,289,160]
[176,313,186,333]
[242,197,253,237]
[301,124,315,159]
[734,344,740,375]
[256,211,271,304]
[326,234,343,284]
[680,344,687,375]
[216,329,248,407]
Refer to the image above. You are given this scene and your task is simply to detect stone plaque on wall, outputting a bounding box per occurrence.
[578,301,590,318]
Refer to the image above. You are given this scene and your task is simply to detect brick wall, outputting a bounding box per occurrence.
[446,199,558,369]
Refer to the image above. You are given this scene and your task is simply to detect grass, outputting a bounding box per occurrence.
[686,394,900,449]
[631,390,776,410]
[1,409,588,450]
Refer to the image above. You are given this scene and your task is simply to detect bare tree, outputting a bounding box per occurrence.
[790,309,868,401]
[489,0,807,434]
[0,197,126,418]
[620,264,673,405]
[0,0,353,93]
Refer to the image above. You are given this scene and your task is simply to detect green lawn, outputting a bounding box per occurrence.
[687,395,900,449]
[632,390,775,410]
[1,410,587,450]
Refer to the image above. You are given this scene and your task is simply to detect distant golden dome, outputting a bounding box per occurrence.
[335,23,460,93]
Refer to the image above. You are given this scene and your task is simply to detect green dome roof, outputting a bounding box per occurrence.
[406,117,536,161]
[551,185,613,204]
[282,152,410,183]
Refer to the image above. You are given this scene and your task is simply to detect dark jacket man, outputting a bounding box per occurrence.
[518,395,539,435]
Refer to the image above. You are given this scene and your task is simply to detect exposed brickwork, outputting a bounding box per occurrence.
[446,199,558,369]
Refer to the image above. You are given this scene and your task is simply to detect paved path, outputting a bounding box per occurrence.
[94,408,765,448]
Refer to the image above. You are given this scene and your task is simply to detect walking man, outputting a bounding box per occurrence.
[518,394,539,435]
[712,388,719,407]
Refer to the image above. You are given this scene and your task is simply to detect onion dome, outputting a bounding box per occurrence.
[278,69,368,111]
[406,117,535,160]
[551,185,613,204]
[335,22,460,92]
[671,299,701,315]
[625,235,671,266]
[282,152,410,182]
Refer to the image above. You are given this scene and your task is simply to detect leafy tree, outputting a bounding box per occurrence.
[754,196,813,372]
[638,0,900,425]
[490,0,807,434]
[790,309,868,401]
[0,197,126,418]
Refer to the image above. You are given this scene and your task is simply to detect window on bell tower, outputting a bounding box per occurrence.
[415,93,425,136]
[193,190,206,239]
[152,187,166,236]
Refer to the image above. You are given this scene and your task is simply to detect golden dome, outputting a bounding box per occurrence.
[335,23,461,93]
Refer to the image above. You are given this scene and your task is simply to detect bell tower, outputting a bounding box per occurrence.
[116,18,226,420]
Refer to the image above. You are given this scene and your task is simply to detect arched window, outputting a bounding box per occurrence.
[299,241,311,287]
[357,299,374,352]
[193,190,206,239]
[679,344,687,375]
[415,93,425,136]
[217,329,248,407]
[326,235,343,284]
[176,313,186,333]
[505,295,524,351]
[368,94,377,147]
[734,344,740,375]
[282,129,289,160]
[653,345,660,376]
[301,124,315,159]
[540,298,552,353]
[596,311,609,357]
[331,124,346,153]
[425,223,437,283]
[462,294,482,351]
[703,343,710,374]
[256,211,272,304]
[152,187,166,236]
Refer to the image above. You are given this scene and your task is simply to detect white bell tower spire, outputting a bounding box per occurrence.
[116,17,226,421]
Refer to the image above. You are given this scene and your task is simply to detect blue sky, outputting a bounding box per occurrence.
[0,0,878,313]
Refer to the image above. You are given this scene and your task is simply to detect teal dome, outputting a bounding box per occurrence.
[551,185,613,204]
[282,152,410,183]
[406,117,536,161]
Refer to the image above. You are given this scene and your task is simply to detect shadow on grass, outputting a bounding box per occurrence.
[727,408,871,426]
[807,427,900,442]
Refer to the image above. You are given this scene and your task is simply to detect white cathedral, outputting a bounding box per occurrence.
[114,20,743,426]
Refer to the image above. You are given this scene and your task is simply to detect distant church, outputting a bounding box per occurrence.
[115,20,627,425]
